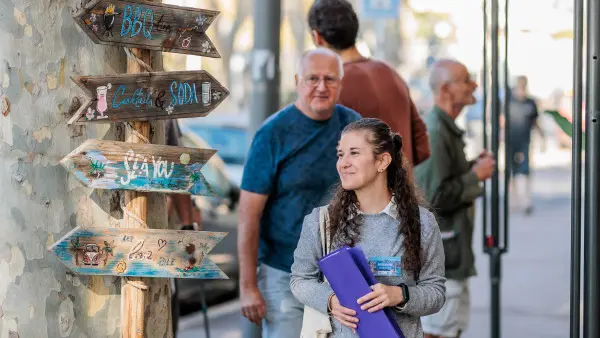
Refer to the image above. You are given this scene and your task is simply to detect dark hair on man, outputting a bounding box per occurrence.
[308,0,359,50]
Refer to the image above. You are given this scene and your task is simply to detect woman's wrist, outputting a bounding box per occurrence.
[391,286,405,307]
[327,293,335,313]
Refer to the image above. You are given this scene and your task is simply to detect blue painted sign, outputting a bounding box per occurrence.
[359,0,400,19]
[73,0,221,57]
[60,139,216,195]
[49,226,228,279]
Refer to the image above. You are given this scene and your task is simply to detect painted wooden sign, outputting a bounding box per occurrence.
[73,0,220,57]
[60,139,216,195]
[49,226,228,279]
[67,70,229,124]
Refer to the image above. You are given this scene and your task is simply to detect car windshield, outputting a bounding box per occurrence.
[188,125,248,165]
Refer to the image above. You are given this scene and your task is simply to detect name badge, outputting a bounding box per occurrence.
[368,257,402,277]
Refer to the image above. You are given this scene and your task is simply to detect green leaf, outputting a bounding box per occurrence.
[544,109,585,150]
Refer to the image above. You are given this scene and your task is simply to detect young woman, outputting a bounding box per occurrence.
[290,118,446,337]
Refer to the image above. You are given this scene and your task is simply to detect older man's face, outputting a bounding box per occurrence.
[447,64,477,106]
[296,54,342,116]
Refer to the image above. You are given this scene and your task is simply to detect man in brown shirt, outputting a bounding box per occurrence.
[308,0,430,166]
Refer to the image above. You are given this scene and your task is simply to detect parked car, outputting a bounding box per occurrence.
[174,129,242,315]
[179,114,250,187]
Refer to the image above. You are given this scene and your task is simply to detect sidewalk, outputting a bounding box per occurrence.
[178,161,574,338]
[463,164,572,338]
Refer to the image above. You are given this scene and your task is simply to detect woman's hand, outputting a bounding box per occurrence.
[329,294,359,331]
[357,283,404,313]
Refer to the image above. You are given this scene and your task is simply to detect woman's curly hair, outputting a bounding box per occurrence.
[328,118,423,275]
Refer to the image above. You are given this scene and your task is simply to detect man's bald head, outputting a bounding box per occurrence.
[428,58,477,118]
[429,59,466,94]
[296,48,344,79]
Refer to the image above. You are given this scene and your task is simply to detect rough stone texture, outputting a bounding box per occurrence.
[0,1,172,337]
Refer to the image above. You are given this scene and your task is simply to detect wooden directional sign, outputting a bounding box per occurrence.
[49,226,228,279]
[60,139,216,195]
[67,70,229,124]
[73,0,220,57]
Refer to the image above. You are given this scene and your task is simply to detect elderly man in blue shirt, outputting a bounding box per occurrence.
[237,47,361,338]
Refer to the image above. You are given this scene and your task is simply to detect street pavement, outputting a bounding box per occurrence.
[178,153,574,338]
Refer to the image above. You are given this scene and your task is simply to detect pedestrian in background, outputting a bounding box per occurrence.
[237,48,361,338]
[165,119,202,336]
[507,75,545,215]
[308,0,431,168]
[415,59,495,338]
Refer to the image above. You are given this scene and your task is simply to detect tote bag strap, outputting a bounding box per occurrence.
[318,206,331,255]
[318,206,331,284]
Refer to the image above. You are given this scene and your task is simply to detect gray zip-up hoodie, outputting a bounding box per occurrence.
[290,202,446,337]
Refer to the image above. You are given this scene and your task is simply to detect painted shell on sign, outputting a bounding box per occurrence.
[114,261,127,274]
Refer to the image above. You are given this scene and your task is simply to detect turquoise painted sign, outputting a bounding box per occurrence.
[60,139,216,195]
[49,226,228,279]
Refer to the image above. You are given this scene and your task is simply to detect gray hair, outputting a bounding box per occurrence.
[295,47,345,79]
[428,59,461,94]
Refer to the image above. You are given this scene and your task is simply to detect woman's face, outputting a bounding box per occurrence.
[336,130,389,191]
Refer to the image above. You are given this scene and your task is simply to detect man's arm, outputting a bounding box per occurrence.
[531,100,545,136]
[238,190,269,324]
[238,190,269,290]
[410,101,431,165]
[170,194,193,225]
[165,120,199,230]
[236,125,277,324]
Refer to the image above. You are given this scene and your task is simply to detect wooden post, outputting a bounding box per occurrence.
[120,46,153,338]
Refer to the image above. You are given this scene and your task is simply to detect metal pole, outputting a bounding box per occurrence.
[200,281,210,338]
[250,0,282,139]
[584,0,600,335]
[490,0,500,248]
[501,0,510,254]
[490,0,501,337]
[570,0,584,336]
[482,0,489,255]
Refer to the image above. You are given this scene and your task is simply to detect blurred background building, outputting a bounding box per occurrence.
[161,0,575,176]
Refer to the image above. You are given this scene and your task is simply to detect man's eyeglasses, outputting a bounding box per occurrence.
[301,75,340,88]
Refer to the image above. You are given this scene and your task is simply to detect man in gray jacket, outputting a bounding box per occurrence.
[415,59,495,338]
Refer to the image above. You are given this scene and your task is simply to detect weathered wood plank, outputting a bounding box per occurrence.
[73,0,220,57]
[68,70,229,124]
[49,226,228,279]
[60,139,216,195]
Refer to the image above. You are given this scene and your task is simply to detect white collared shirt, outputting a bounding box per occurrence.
[350,197,400,221]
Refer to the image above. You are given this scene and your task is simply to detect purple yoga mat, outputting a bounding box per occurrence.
[318,245,405,338]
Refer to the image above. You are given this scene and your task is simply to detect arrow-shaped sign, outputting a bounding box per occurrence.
[68,70,229,124]
[73,0,220,57]
[61,139,216,195]
[49,226,228,279]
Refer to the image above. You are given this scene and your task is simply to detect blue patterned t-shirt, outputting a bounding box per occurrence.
[241,104,361,272]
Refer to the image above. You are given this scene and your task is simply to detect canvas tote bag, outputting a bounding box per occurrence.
[300,206,333,338]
